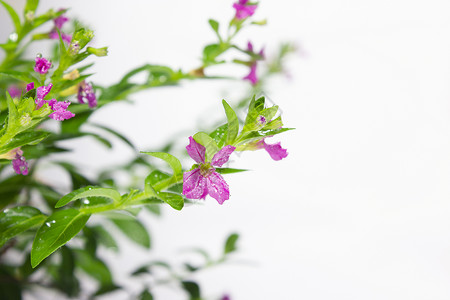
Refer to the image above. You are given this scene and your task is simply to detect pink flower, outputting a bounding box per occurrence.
[233,0,257,20]
[35,83,53,109]
[77,81,97,108]
[7,85,21,98]
[11,148,28,175]
[183,137,235,205]
[54,11,69,29]
[34,56,51,74]
[257,139,288,161]
[49,30,72,44]
[47,99,75,121]
[26,82,35,91]
[243,63,258,85]
[247,41,265,58]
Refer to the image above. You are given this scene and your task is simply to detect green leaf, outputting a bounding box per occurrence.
[208,19,219,32]
[141,152,182,188]
[56,186,121,208]
[158,192,184,211]
[139,289,154,300]
[131,261,171,276]
[210,123,228,148]
[193,132,219,161]
[0,70,37,83]
[0,0,21,34]
[73,248,113,285]
[182,281,201,300]
[215,167,248,174]
[31,209,91,268]
[224,233,239,254]
[0,130,51,155]
[222,100,239,144]
[54,246,80,297]
[0,206,47,248]
[24,0,39,13]
[91,225,119,252]
[90,123,135,149]
[110,215,150,248]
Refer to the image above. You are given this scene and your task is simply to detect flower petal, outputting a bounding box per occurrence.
[206,171,230,205]
[186,136,206,163]
[211,145,236,167]
[183,168,208,200]
[263,141,288,161]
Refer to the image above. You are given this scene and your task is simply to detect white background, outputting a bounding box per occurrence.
[2,0,450,299]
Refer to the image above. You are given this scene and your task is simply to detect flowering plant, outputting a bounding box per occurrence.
[0,0,294,298]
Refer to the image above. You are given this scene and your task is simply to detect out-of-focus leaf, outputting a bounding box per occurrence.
[181,281,201,300]
[91,225,119,252]
[139,289,154,300]
[110,215,150,248]
[224,233,239,254]
[0,206,46,248]
[73,248,113,285]
[0,0,21,34]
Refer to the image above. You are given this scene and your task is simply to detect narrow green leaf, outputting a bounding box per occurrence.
[131,261,171,276]
[91,225,119,252]
[141,152,182,183]
[0,0,21,34]
[224,233,239,254]
[110,216,150,248]
[0,206,47,248]
[215,167,248,174]
[193,132,219,161]
[56,186,121,208]
[24,0,39,14]
[0,70,37,83]
[73,249,113,285]
[31,209,91,268]
[0,130,51,155]
[222,100,239,144]
[158,192,184,211]
[139,289,154,300]
[208,19,219,33]
[90,123,135,149]
[182,281,201,300]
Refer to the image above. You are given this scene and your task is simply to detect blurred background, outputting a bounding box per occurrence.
[2,0,450,299]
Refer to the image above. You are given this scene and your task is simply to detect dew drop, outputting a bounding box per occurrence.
[4,209,9,213]
[51,220,56,224]
[45,222,51,227]
[83,199,90,204]
[36,53,42,58]
[9,33,18,42]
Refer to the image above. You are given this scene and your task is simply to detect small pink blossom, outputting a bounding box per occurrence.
[49,30,72,44]
[233,0,257,20]
[257,139,288,161]
[48,99,75,121]
[26,82,35,91]
[34,56,51,74]
[183,137,235,205]
[7,85,21,98]
[77,81,97,108]
[11,148,28,175]
[54,11,69,29]
[35,83,53,109]
[243,63,258,85]
[247,41,265,59]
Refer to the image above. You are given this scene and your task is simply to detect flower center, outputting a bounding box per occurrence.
[199,162,214,177]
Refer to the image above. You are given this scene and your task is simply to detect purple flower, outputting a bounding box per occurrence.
[12,148,28,175]
[183,137,235,205]
[258,139,288,161]
[243,63,258,85]
[35,83,53,109]
[34,56,51,74]
[48,99,75,121]
[49,30,72,44]
[54,12,69,29]
[77,81,97,108]
[233,0,257,20]
[247,41,265,59]
[7,85,21,98]
[26,82,35,91]
[221,295,231,300]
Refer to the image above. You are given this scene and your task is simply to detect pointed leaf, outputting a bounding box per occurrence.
[193,132,219,161]
[31,209,90,268]
[0,206,47,248]
[0,0,21,34]
[110,216,150,248]
[56,186,121,208]
[158,192,184,211]
[222,100,239,144]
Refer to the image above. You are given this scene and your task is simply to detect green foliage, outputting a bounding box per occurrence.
[224,233,239,254]
[31,209,91,267]
[110,214,151,248]
[55,186,121,208]
[0,206,46,247]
